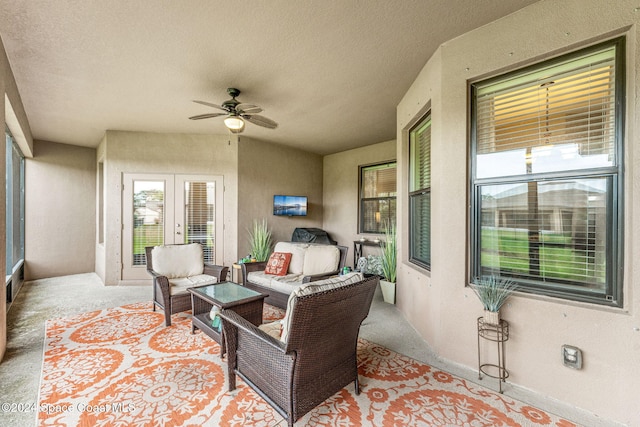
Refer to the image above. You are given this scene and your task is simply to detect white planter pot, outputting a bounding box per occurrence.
[380,279,396,304]
[483,309,500,326]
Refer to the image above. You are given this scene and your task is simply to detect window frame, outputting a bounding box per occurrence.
[469,37,625,307]
[5,127,25,283]
[358,160,397,234]
[409,112,432,270]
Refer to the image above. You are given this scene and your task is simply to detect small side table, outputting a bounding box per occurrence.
[231,263,242,283]
[188,282,267,357]
[477,317,509,393]
[353,240,383,265]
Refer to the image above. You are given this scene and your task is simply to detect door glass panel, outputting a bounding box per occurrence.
[184,180,216,263]
[133,181,165,266]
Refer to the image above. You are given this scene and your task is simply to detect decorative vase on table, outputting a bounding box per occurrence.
[209,306,221,331]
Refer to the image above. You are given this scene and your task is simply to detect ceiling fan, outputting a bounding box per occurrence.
[189,87,278,133]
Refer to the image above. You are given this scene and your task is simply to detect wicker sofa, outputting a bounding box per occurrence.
[241,241,348,308]
[220,273,378,426]
[145,243,228,326]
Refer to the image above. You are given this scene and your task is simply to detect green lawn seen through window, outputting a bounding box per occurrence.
[133,224,215,255]
[480,228,605,285]
[133,224,163,255]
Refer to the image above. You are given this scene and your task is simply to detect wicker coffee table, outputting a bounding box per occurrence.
[188,281,267,356]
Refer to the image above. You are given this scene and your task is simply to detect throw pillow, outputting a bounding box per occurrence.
[264,252,292,276]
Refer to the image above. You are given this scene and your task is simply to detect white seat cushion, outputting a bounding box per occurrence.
[269,274,304,295]
[280,272,363,342]
[168,274,218,294]
[247,271,277,288]
[302,245,340,276]
[152,243,204,278]
[258,321,283,340]
[247,270,304,291]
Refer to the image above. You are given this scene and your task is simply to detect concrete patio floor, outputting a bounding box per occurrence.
[0,273,620,426]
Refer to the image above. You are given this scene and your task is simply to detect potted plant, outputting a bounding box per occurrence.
[470,275,517,325]
[247,219,273,262]
[379,222,397,304]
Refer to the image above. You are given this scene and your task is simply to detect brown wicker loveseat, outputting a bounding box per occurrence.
[219,273,378,426]
[145,243,228,326]
[241,241,348,308]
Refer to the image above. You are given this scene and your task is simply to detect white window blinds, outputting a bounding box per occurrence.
[360,162,397,234]
[409,114,432,268]
[410,117,432,191]
[475,46,616,179]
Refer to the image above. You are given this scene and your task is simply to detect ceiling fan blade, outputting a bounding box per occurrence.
[192,100,227,111]
[188,112,226,120]
[244,114,278,129]
[236,104,263,114]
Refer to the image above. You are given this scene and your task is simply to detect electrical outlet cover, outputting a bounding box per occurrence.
[562,345,583,369]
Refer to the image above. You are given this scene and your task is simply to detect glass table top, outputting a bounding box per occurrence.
[189,281,262,304]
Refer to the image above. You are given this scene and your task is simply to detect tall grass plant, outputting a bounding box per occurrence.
[470,275,517,312]
[380,222,397,283]
[247,219,273,262]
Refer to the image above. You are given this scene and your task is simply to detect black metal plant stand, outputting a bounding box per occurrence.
[477,317,509,393]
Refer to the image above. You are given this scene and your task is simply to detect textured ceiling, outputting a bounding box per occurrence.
[0,0,537,155]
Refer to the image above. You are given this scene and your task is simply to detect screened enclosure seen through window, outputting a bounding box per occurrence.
[470,38,624,306]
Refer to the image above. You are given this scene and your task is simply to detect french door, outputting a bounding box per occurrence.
[122,173,224,281]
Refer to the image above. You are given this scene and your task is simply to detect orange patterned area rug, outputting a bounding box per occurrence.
[38,302,580,427]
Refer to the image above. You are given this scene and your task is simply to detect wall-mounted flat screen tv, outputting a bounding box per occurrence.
[273,195,308,216]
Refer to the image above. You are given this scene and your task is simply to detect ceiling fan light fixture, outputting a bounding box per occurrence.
[191,88,277,132]
[224,115,245,132]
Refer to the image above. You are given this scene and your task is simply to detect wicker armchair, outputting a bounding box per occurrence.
[146,244,228,326]
[219,275,378,426]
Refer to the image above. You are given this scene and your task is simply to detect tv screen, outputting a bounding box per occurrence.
[273,195,307,216]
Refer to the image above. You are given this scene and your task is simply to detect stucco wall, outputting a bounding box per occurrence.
[237,138,324,257]
[100,130,239,285]
[323,140,396,265]
[25,141,96,279]
[396,1,639,425]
